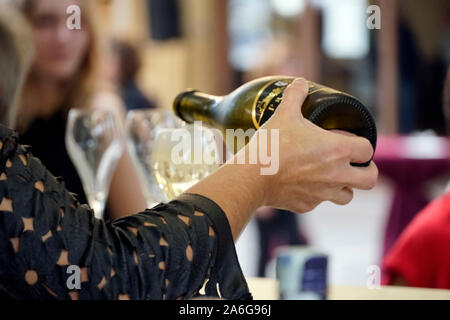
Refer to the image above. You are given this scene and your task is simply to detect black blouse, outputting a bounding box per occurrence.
[19,111,88,205]
[0,125,251,300]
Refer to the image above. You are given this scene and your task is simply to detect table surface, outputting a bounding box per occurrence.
[246,277,450,300]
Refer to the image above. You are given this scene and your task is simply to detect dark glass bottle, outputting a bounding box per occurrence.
[173,76,377,166]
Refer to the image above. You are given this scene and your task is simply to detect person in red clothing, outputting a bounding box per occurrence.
[382,191,450,288]
[382,67,450,289]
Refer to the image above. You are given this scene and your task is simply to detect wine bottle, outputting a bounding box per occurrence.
[173,76,377,166]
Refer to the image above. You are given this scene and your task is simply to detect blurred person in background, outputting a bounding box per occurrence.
[382,67,450,289]
[14,0,147,220]
[108,38,157,111]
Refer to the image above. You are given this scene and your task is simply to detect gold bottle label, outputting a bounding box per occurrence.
[251,79,332,129]
[252,79,292,129]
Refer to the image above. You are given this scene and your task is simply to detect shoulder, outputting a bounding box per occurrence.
[390,192,450,255]
[385,191,450,263]
[382,191,450,286]
[407,191,450,238]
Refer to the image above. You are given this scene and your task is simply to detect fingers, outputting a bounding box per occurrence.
[277,78,309,119]
[330,186,354,205]
[328,162,377,209]
[329,129,356,137]
[330,130,373,164]
[330,162,377,205]
[345,161,379,190]
[346,136,374,164]
[291,186,354,212]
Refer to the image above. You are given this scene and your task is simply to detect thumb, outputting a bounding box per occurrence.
[277,78,309,119]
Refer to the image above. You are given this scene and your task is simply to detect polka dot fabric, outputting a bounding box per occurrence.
[0,125,251,300]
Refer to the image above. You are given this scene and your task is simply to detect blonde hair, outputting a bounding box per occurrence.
[17,0,105,130]
[0,4,33,127]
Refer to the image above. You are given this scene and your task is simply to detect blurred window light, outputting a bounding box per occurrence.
[317,0,369,59]
[228,0,273,71]
[269,0,307,18]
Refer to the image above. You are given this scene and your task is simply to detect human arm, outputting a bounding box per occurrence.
[187,78,378,240]
[0,79,378,300]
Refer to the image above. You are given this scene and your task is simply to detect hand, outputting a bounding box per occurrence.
[187,78,378,239]
[255,78,378,213]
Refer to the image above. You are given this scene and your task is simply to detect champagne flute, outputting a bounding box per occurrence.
[125,110,185,206]
[66,109,124,219]
[150,122,223,200]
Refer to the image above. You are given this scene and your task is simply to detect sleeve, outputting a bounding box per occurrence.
[0,125,252,300]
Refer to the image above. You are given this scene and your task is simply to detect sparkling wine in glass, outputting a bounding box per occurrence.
[126,110,184,206]
[150,123,223,200]
[66,109,124,219]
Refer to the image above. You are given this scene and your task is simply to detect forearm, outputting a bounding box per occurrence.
[186,146,267,240]
[107,150,147,219]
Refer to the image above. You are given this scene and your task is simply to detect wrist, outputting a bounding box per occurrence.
[228,141,270,208]
[186,145,268,239]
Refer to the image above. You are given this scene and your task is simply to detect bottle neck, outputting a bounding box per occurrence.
[173,90,221,125]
